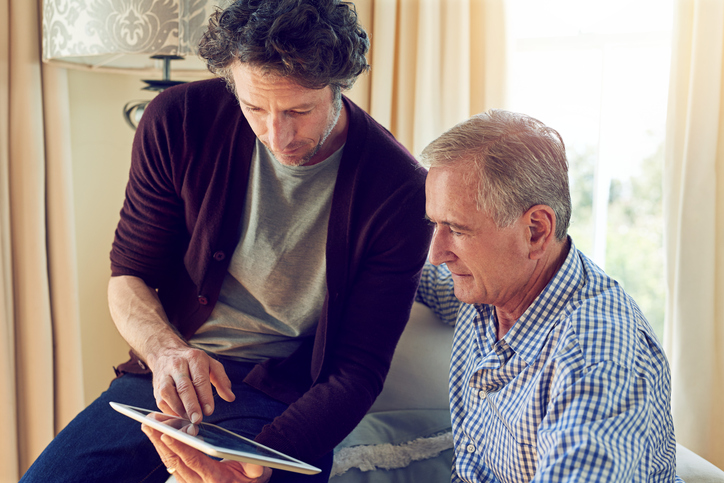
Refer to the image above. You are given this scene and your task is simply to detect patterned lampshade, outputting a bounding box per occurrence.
[42,0,226,74]
[42,0,231,129]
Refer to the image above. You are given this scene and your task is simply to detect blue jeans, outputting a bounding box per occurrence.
[20,359,332,483]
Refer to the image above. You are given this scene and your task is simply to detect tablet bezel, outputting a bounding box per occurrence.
[109,401,321,475]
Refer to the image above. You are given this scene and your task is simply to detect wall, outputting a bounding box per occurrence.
[67,70,155,405]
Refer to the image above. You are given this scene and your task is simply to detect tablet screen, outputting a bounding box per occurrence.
[109,401,321,475]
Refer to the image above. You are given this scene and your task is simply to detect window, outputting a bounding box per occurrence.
[507,0,674,339]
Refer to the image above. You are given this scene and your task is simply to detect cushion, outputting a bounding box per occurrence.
[330,448,454,483]
[330,303,455,481]
[369,302,454,413]
[676,444,724,483]
[336,409,452,449]
[331,410,453,482]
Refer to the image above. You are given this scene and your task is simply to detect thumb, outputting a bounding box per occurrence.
[240,462,273,481]
[240,462,266,478]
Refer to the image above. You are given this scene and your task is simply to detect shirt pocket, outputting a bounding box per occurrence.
[485,394,540,480]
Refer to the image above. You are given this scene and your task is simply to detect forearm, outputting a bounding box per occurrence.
[108,275,188,371]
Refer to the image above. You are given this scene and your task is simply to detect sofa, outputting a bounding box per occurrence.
[328,302,724,483]
[168,302,724,482]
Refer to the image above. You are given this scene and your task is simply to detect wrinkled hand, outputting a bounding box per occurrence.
[142,425,272,483]
[150,346,235,423]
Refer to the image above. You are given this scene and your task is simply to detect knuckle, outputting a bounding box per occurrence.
[183,347,207,361]
[184,451,204,468]
[192,374,210,388]
[158,382,177,399]
[174,377,193,394]
[159,455,177,468]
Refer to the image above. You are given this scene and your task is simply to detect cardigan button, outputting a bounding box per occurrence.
[213,251,226,261]
[198,295,208,305]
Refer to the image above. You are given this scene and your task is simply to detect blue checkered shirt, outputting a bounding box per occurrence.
[416,240,681,482]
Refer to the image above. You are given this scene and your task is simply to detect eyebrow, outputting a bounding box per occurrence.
[239,99,317,111]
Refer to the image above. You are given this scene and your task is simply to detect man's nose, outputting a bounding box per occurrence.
[267,115,294,152]
[428,229,455,266]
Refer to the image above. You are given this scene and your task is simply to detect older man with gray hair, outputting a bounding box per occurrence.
[416,110,681,482]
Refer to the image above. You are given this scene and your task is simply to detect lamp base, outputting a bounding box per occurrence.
[141,79,187,92]
[124,55,188,129]
[124,100,151,130]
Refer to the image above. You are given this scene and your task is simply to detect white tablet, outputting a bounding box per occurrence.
[109,401,321,475]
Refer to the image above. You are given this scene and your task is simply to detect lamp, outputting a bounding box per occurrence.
[42,0,225,129]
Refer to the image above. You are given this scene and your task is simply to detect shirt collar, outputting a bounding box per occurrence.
[484,236,584,366]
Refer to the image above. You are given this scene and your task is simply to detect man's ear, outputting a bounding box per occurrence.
[524,205,557,260]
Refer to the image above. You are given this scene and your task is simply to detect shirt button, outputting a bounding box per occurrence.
[466,444,476,453]
[213,251,226,261]
[198,295,208,305]
[479,390,487,399]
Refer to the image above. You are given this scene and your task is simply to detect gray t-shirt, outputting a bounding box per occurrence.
[189,139,343,362]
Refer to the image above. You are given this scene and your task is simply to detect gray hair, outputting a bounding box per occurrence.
[420,109,571,240]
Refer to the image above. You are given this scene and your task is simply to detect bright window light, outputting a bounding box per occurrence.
[507,0,674,340]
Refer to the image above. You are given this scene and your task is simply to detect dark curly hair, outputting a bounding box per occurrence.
[198,0,370,93]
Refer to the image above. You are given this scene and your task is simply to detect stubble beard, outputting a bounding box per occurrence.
[279,96,343,167]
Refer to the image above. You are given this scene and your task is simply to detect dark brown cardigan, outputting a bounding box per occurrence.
[110,78,433,462]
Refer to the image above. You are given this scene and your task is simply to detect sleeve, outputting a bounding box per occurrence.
[415,260,461,326]
[110,92,188,288]
[532,361,663,482]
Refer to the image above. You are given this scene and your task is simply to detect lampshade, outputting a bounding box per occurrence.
[42,0,231,129]
[42,0,227,75]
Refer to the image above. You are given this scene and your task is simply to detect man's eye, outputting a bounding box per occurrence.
[427,221,441,233]
[290,110,312,116]
[426,219,463,236]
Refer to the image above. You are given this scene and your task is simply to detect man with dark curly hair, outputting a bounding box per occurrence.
[20,1,432,482]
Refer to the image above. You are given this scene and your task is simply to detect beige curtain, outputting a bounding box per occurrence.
[664,0,724,470]
[0,0,85,479]
[348,0,507,156]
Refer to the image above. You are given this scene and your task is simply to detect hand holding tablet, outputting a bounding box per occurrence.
[110,402,321,476]
[142,423,272,482]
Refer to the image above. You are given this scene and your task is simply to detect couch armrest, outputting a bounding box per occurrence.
[676,443,724,483]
